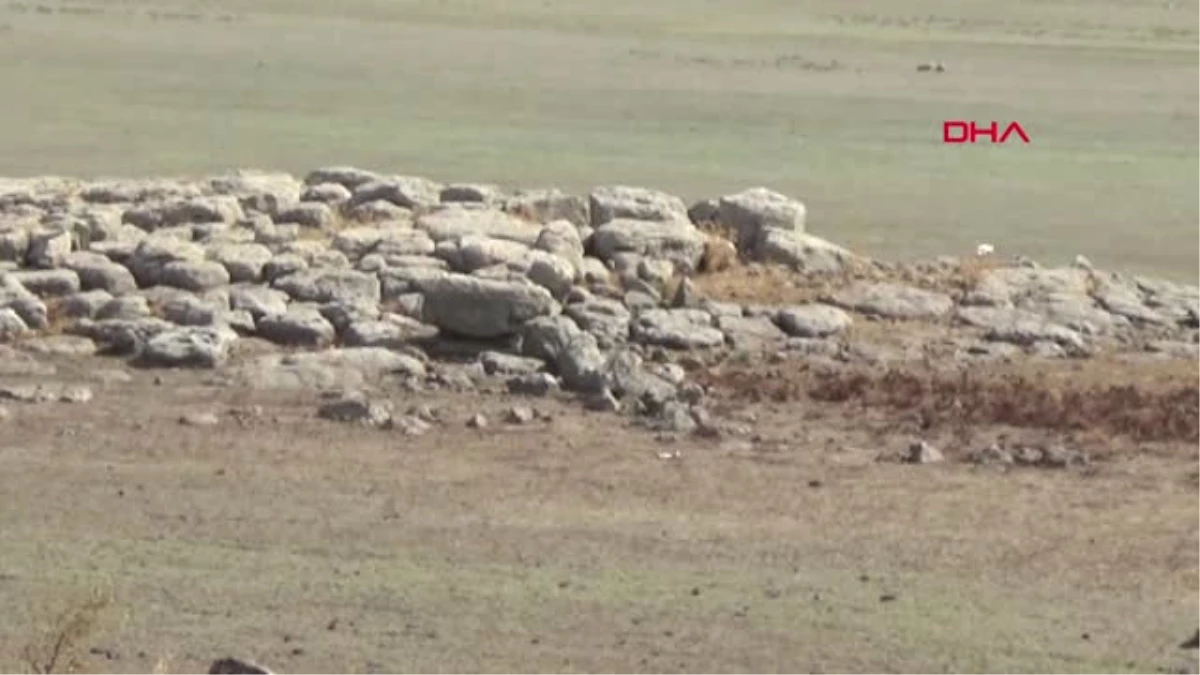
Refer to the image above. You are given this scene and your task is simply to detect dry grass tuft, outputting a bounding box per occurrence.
[21,585,119,675]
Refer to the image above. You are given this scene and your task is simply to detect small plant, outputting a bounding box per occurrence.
[21,584,119,675]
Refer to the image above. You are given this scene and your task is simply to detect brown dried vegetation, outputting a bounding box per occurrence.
[697,360,1199,444]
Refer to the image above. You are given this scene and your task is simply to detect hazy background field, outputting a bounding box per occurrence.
[0,0,1196,280]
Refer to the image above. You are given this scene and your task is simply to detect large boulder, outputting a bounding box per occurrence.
[588,185,688,227]
[589,218,706,270]
[756,230,856,272]
[416,207,544,246]
[519,315,606,392]
[503,189,589,228]
[134,325,239,368]
[271,269,381,305]
[825,282,954,320]
[630,308,725,349]
[208,170,302,216]
[713,187,806,254]
[417,273,559,339]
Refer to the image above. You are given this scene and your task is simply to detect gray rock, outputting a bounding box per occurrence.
[331,226,391,261]
[227,347,425,389]
[448,235,532,272]
[19,334,97,356]
[126,236,207,287]
[466,412,489,429]
[123,196,244,230]
[95,295,152,321]
[714,187,806,254]
[379,265,450,300]
[418,273,559,339]
[209,170,302,216]
[24,228,73,269]
[503,189,590,228]
[274,202,336,229]
[506,404,535,424]
[373,229,437,259]
[630,308,724,349]
[603,349,678,414]
[317,390,394,427]
[348,176,442,210]
[826,282,953,320]
[1035,296,1130,337]
[208,243,274,283]
[590,218,706,270]
[520,315,606,392]
[525,250,576,299]
[159,260,231,292]
[301,182,353,204]
[255,306,337,347]
[776,304,853,338]
[284,241,351,270]
[161,295,220,326]
[393,414,434,436]
[303,166,381,191]
[956,306,1085,349]
[636,258,677,290]
[88,238,142,266]
[507,372,560,396]
[272,268,381,305]
[904,441,945,464]
[60,289,115,319]
[344,199,413,224]
[756,229,855,272]
[135,325,238,368]
[0,277,48,328]
[564,295,633,345]
[262,253,308,282]
[653,401,698,435]
[534,220,585,272]
[583,388,622,412]
[416,206,545,246]
[316,299,381,333]
[588,185,688,227]
[343,314,439,348]
[579,257,611,285]
[687,198,720,225]
[480,351,545,376]
[0,226,30,262]
[0,308,28,341]
[1092,279,1165,326]
[963,267,1090,308]
[7,269,81,297]
[717,314,785,350]
[228,285,290,319]
[441,183,503,204]
[72,260,138,295]
[69,317,176,355]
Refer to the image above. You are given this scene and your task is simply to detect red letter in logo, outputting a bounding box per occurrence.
[943,121,969,143]
[999,121,1030,143]
[971,121,999,143]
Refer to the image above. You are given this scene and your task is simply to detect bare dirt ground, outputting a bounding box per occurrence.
[0,282,1196,673]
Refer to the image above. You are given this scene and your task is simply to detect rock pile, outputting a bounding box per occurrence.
[1,167,1196,433]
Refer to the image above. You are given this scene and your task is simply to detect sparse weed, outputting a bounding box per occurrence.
[21,584,120,675]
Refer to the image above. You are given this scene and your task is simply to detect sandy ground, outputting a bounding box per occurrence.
[0,328,1195,674]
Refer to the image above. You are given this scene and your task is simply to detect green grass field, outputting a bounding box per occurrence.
[0,0,1196,280]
